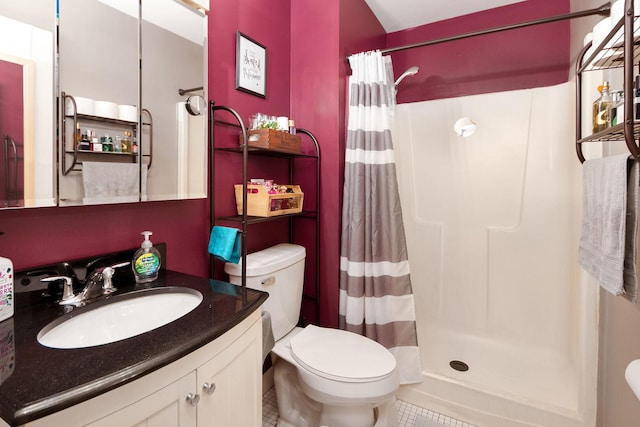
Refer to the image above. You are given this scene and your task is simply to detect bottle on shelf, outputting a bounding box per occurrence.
[101,134,113,152]
[131,136,138,154]
[92,137,102,152]
[113,136,123,153]
[612,90,624,126]
[76,123,82,149]
[79,128,91,151]
[593,81,613,134]
[635,74,640,121]
[121,131,131,153]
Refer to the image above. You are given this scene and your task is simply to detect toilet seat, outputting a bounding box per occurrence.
[290,325,396,383]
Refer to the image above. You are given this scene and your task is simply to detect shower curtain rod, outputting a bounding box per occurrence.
[347,2,611,59]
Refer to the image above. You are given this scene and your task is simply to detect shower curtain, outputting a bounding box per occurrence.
[339,50,421,384]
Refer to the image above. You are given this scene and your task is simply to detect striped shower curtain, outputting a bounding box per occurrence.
[339,50,421,384]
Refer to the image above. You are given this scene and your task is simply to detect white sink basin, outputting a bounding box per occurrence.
[38,287,203,349]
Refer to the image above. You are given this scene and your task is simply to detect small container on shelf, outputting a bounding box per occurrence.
[240,128,302,153]
[121,131,131,153]
[101,135,113,152]
[592,81,613,133]
[78,129,91,151]
[92,138,103,152]
[234,184,304,217]
[113,136,123,153]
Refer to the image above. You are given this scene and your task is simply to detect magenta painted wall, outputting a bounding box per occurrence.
[290,1,340,327]
[208,0,301,305]
[0,199,210,275]
[209,0,291,120]
[289,0,386,327]
[0,0,571,329]
[0,60,25,205]
[390,0,570,103]
[0,60,24,144]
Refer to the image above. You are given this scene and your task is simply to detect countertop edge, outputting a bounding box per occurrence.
[2,272,268,426]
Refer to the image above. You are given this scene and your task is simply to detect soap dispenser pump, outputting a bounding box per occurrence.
[132,231,161,283]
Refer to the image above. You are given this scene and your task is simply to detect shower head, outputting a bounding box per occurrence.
[394,66,419,87]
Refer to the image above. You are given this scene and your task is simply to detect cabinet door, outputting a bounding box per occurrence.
[85,371,197,427]
[197,319,262,427]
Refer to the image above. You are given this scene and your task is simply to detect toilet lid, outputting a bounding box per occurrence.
[290,325,397,382]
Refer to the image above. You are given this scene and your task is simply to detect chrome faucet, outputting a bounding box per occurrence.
[41,261,130,306]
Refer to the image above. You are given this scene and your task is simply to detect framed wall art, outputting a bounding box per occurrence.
[235,31,266,98]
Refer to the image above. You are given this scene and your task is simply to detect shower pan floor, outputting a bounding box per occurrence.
[421,329,580,413]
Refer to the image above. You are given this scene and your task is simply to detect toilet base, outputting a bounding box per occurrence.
[273,358,398,427]
[319,403,375,427]
[274,358,321,427]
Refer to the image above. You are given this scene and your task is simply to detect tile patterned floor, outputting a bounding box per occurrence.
[262,387,476,427]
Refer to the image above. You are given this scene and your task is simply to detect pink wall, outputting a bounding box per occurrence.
[290,1,340,327]
[289,0,386,327]
[0,60,25,206]
[208,0,301,303]
[390,0,570,103]
[209,0,291,121]
[0,0,571,329]
[0,60,24,144]
[0,200,210,275]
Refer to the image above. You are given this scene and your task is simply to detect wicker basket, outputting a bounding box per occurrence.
[234,184,304,217]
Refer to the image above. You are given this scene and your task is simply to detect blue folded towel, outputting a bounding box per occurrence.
[208,226,241,264]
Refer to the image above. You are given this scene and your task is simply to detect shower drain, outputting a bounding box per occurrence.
[449,360,469,372]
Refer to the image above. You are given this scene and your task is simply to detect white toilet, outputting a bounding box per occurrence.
[225,243,399,427]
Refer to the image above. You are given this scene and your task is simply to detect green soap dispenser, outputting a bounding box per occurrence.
[132,231,161,283]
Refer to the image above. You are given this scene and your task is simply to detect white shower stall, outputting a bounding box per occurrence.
[393,82,599,426]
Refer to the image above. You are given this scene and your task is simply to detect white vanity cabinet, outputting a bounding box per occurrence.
[22,310,262,427]
[85,371,197,427]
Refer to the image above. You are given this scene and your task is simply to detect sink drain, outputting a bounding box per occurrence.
[449,360,469,372]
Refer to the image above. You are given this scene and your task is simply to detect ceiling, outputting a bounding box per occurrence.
[364,0,527,33]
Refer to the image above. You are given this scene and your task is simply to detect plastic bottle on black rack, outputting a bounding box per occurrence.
[593,81,613,133]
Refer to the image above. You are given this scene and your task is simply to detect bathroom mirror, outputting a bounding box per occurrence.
[141,0,208,202]
[57,0,208,206]
[0,2,56,209]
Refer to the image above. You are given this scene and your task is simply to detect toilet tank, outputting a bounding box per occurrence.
[224,243,306,341]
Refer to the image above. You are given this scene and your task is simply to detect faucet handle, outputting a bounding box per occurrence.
[40,276,75,304]
[102,262,131,294]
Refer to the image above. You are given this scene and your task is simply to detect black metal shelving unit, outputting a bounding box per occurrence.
[209,102,321,323]
[576,0,639,162]
[61,93,153,174]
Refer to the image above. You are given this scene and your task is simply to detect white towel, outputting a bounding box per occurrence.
[82,162,146,205]
[625,159,639,303]
[579,154,639,300]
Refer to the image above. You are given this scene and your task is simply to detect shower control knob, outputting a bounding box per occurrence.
[203,382,216,395]
[186,392,200,406]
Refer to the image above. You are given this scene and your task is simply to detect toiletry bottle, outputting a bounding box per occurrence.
[113,136,122,153]
[79,129,91,151]
[593,81,612,133]
[121,131,131,153]
[92,137,102,152]
[132,231,161,283]
[635,73,640,120]
[612,90,624,126]
[76,123,82,149]
[0,257,14,322]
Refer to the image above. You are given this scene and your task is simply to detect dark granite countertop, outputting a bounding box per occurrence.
[0,269,267,426]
